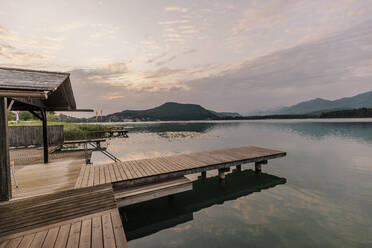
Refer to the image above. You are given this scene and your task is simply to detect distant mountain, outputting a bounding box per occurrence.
[208,111,242,118]
[87,102,241,122]
[268,91,372,115]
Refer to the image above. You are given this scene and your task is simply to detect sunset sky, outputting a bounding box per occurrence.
[1,0,372,116]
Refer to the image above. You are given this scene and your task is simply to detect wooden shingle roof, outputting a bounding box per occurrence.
[0,68,69,91]
[0,67,77,111]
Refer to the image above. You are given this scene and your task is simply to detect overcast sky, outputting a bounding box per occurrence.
[1,0,372,116]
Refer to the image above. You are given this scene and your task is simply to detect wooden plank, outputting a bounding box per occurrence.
[108,163,117,182]
[157,157,183,172]
[94,166,100,186]
[141,159,161,174]
[88,166,95,187]
[41,227,59,248]
[146,158,167,174]
[92,216,103,248]
[162,156,191,170]
[119,162,133,180]
[127,160,142,178]
[115,177,192,207]
[0,241,9,248]
[124,161,138,178]
[79,219,92,248]
[131,160,150,177]
[149,158,171,174]
[41,225,70,248]
[75,165,87,188]
[104,165,111,184]
[5,237,22,248]
[81,166,90,188]
[102,213,116,248]
[29,230,47,248]
[110,210,128,248]
[174,155,199,168]
[18,233,35,248]
[117,163,128,181]
[113,163,123,181]
[66,221,82,248]
[99,166,105,185]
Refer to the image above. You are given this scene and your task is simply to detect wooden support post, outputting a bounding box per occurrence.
[255,163,262,172]
[42,110,48,164]
[255,160,267,173]
[201,171,207,178]
[218,170,225,180]
[0,97,11,201]
[236,164,242,171]
[218,167,230,180]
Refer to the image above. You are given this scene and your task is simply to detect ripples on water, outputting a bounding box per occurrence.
[90,119,372,248]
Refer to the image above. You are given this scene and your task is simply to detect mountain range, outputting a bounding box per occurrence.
[77,102,241,122]
[257,91,372,115]
[60,91,372,122]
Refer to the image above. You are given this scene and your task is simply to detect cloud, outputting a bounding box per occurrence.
[227,0,372,54]
[0,25,9,36]
[151,49,197,66]
[146,52,167,64]
[71,62,128,82]
[183,49,197,55]
[155,55,177,66]
[164,6,188,13]
[183,21,372,113]
[158,20,190,25]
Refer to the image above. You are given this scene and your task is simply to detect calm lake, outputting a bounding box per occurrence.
[91,119,372,248]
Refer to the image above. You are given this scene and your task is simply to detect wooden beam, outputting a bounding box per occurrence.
[29,110,43,121]
[42,110,48,164]
[7,100,14,111]
[0,97,11,201]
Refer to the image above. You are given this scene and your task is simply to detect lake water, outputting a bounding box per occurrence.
[91,119,372,248]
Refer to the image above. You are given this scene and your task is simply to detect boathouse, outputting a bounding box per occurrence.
[0,67,90,201]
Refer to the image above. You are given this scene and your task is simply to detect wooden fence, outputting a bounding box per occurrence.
[8,125,64,147]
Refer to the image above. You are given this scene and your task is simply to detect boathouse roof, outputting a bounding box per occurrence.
[0,67,78,111]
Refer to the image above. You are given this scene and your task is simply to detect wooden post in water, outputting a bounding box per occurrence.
[255,160,267,172]
[0,97,11,201]
[218,167,230,180]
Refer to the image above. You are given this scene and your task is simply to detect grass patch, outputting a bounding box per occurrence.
[8,121,112,140]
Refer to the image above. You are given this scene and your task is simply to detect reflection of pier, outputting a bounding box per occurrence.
[120,169,287,241]
[89,129,128,138]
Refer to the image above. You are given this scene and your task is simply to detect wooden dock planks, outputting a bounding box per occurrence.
[75,146,286,189]
[0,209,128,248]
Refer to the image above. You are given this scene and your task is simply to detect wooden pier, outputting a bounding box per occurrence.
[74,146,286,189]
[89,130,128,138]
[0,146,286,247]
[63,138,106,147]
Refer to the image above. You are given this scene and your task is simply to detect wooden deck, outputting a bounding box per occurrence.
[75,146,286,189]
[11,151,90,199]
[10,146,61,166]
[1,145,286,247]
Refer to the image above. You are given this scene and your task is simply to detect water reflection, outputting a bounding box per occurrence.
[124,120,372,144]
[120,169,286,241]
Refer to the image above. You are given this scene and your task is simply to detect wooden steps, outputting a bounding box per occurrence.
[114,176,193,207]
[0,184,116,237]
